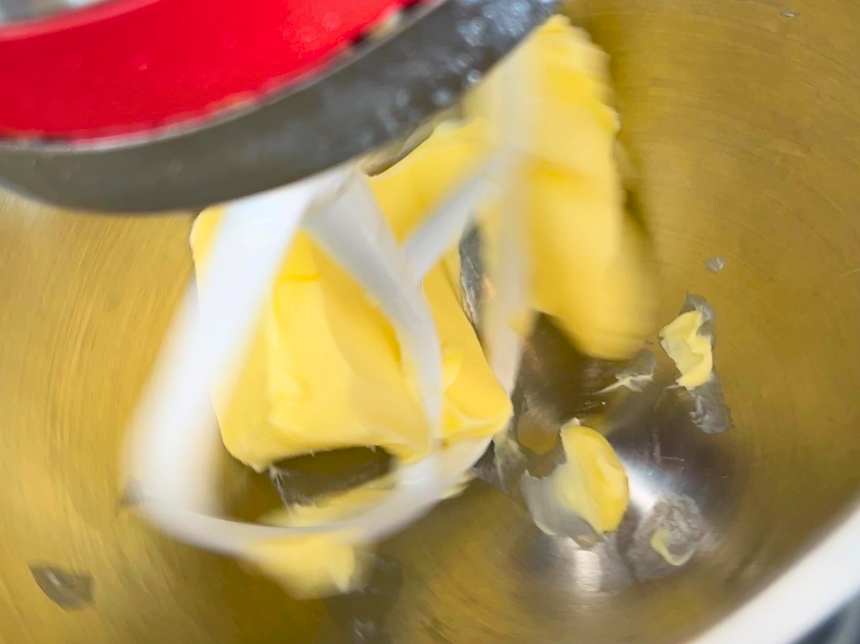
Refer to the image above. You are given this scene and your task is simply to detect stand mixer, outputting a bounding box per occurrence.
[3,1,860,643]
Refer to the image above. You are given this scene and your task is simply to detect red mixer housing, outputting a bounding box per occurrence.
[0,0,558,211]
[0,0,425,139]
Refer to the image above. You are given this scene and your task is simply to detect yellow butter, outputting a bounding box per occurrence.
[649,527,696,567]
[551,423,630,534]
[191,127,510,472]
[659,310,713,389]
[196,17,652,596]
[524,162,657,359]
[245,483,391,597]
[247,533,366,599]
[523,19,656,360]
[473,16,657,360]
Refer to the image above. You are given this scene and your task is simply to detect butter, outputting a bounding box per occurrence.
[249,475,467,596]
[191,127,511,473]
[630,494,706,576]
[520,422,629,542]
[660,296,732,433]
[659,307,714,389]
[193,104,510,600]
[248,533,366,599]
[524,20,656,360]
[194,16,652,595]
[245,482,392,597]
[649,527,696,567]
[476,16,657,360]
[552,423,630,534]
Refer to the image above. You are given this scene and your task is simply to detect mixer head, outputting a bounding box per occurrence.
[0,0,559,211]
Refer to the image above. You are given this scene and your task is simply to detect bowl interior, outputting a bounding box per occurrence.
[3,0,860,642]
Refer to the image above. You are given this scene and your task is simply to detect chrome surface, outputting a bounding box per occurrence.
[0,0,106,24]
[3,0,860,642]
[0,0,559,212]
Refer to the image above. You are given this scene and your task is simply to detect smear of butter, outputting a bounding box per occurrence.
[553,423,629,534]
[248,533,366,598]
[659,308,713,389]
[649,527,696,567]
[245,482,390,597]
[247,472,480,596]
[522,422,629,539]
[658,296,733,434]
[631,494,706,576]
[598,349,656,394]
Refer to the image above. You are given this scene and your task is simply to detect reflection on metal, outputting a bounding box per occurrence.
[29,565,94,610]
[0,0,104,24]
[687,379,734,435]
[459,224,484,332]
[829,599,860,644]
[598,349,656,393]
[631,494,707,577]
[476,314,729,590]
[705,256,726,273]
[324,556,404,644]
[666,294,734,435]
[267,448,393,507]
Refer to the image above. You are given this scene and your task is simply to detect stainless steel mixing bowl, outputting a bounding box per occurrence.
[3,0,860,642]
